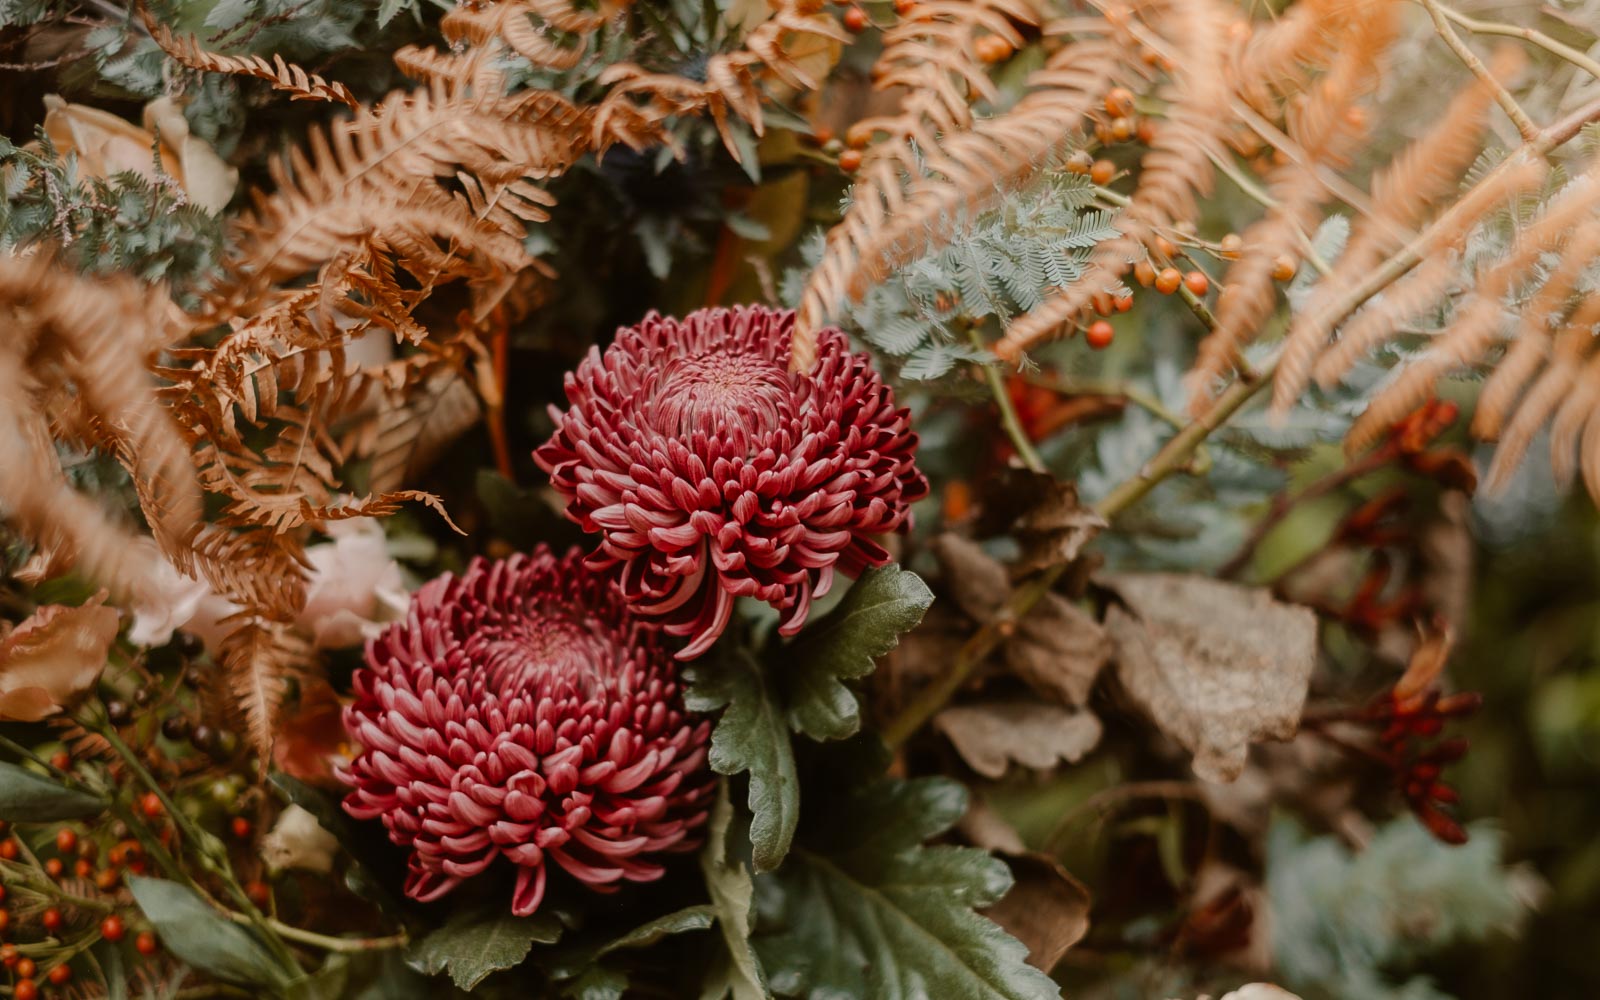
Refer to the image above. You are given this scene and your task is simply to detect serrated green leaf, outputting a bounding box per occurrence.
[700,783,769,1000]
[782,566,932,741]
[0,761,106,822]
[686,652,798,872]
[596,906,715,957]
[406,908,563,990]
[753,776,1058,1000]
[561,965,629,1000]
[128,877,292,990]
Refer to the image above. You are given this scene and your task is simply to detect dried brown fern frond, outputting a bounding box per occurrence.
[1232,0,1347,112]
[996,0,1234,360]
[217,619,312,772]
[0,254,201,603]
[1272,46,1524,410]
[145,18,360,109]
[1187,2,1397,409]
[1342,167,1600,453]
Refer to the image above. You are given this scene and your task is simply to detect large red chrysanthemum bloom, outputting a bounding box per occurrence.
[337,547,713,916]
[535,305,928,659]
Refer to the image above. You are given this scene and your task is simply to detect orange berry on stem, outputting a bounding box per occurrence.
[1135,117,1156,143]
[1218,233,1242,259]
[1104,86,1134,117]
[1153,236,1177,260]
[837,149,863,173]
[41,909,62,933]
[894,0,914,12]
[55,828,77,855]
[74,859,93,879]
[1089,159,1115,185]
[1271,254,1298,281]
[43,859,63,880]
[0,943,14,966]
[16,957,35,979]
[1065,150,1093,175]
[0,839,18,861]
[1091,291,1114,316]
[48,964,71,985]
[135,931,159,956]
[246,880,272,908]
[14,979,36,1000]
[1133,261,1156,287]
[1086,320,1115,350]
[140,793,163,818]
[1114,292,1134,313]
[975,35,1013,63]
[96,867,120,891]
[101,915,126,942]
[842,6,868,31]
[49,752,70,771]
[230,817,252,840]
[1183,270,1210,295]
[1155,267,1182,294]
[1110,116,1133,141]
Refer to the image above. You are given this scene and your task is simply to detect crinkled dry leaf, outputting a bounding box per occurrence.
[931,533,1011,622]
[1004,592,1112,708]
[1012,480,1106,575]
[1103,574,1317,783]
[935,700,1103,779]
[0,594,119,722]
[983,851,1092,974]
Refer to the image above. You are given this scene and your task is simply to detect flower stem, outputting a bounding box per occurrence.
[968,328,1046,474]
[222,911,407,954]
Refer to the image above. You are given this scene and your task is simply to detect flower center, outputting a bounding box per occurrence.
[651,350,791,438]
[476,611,616,697]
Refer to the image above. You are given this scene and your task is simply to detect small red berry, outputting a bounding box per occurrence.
[0,943,15,966]
[55,828,77,855]
[838,148,863,173]
[49,752,70,772]
[1113,292,1134,313]
[139,793,163,818]
[0,839,18,861]
[96,867,120,891]
[842,6,868,31]
[43,859,63,880]
[893,0,914,13]
[246,880,272,908]
[1089,159,1116,185]
[100,915,126,942]
[1085,320,1115,350]
[135,931,159,956]
[1183,270,1210,295]
[74,859,93,879]
[15,956,35,979]
[48,964,71,985]
[230,817,252,841]
[1155,267,1182,294]
[13,978,36,1000]
[1104,86,1135,117]
[41,908,62,933]
[1133,261,1156,287]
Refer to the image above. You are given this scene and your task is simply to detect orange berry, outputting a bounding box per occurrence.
[811,124,835,145]
[55,828,77,855]
[246,880,272,908]
[1218,233,1243,259]
[14,978,36,1000]
[0,943,14,966]
[74,859,93,879]
[838,149,863,173]
[43,859,63,880]
[1110,116,1134,141]
[140,793,163,818]
[1085,320,1115,350]
[1153,236,1177,260]
[1089,159,1116,185]
[1155,267,1182,294]
[0,839,18,861]
[1114,292,1134,313]
[41,909,62,933]
[1104,87,1135,117]
[101,915,126,942]
[1133,261,1156,287]
[96,867,121,891]
[1092,291,1114,316]
[135,931,159,956]
[49,752,70,771]
[894,0,914,12]
[1065,150,1093,175]
[15,957,35,979]
[1093,121,1114,145]
[842,6,868,31]
[1183,270,1210,295]
[230,817,252,840]
[845,123,872,149]
[47,964,71,985]
[1135,117,1156,144]
[975,35,1013,63]
[1271,254,1299,281]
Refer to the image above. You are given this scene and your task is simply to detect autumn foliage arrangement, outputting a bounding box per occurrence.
[0,0,1596,997]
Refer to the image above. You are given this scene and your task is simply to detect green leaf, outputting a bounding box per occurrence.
[0,761,106,822]
[595,906,714,957]
[561,965,629,1000]
[127,877,292,990]
[753,775,1058,1000]
[782,566,933,741]
[406,908,563,990]
[686,651,799,872]
[700,783,769,1000]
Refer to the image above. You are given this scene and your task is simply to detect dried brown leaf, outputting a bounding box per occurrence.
[1103,574,1317,783]
[1004,593,1112,708]
[935,700,1103,778]
[983,851,1092,974]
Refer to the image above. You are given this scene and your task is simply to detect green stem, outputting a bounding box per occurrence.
[968,328,1046,473]
[222,911,407,954]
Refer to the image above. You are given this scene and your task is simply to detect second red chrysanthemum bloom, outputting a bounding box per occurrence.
[536,305,928,659]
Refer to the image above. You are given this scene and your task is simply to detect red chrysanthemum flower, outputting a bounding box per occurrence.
[535,305,928,659]
[337,547,713,916]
